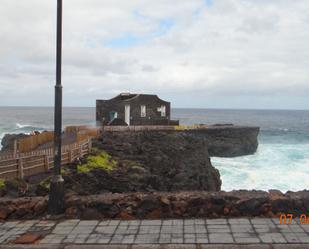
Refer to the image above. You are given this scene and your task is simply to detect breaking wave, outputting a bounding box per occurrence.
[15,123,46,132]
[212,141,309,192]
[0,123,47,149]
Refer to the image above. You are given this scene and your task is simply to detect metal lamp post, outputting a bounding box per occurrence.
[48,0,65,214]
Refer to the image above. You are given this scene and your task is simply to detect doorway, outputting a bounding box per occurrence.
[125,105,130,125]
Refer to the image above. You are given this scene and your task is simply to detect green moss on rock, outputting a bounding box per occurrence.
[0,179,5,189]
[39,177,51,189]
[90,147,101,155]
[77,151,117,173]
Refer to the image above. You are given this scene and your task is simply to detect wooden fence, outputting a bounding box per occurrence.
[65,125,99,144]
[18,131,54,153]
[0,138,92,180]
[11,126,98,154]
[101,124,209,132]
[76,129,99,143]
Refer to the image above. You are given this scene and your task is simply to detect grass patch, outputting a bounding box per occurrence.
[121,160,142,168]
[61,167,69,175]
[39,177,51,189]
[77,151,117,174]
[90,147,101,155]
[2,178,28,192]
[0,179,5,189]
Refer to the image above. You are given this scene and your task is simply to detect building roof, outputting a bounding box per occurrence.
[98,93,169,103]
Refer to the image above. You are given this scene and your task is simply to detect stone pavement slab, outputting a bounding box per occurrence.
[0,218,308,247]
[2,245,309,249]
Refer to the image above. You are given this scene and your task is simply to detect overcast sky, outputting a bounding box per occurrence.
[0,0,309,109]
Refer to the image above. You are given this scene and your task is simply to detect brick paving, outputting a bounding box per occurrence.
[0,218,308,247]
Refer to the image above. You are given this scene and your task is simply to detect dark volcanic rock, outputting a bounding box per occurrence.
[64,167,154,194]
[93,131,221,192]
[1,133,29,152]
[1,190,309,220]
[187,126,260,157]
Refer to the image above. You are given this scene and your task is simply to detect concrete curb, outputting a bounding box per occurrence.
[1,244,309,249]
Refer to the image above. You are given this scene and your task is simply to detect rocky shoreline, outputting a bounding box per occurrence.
[0,126,260,198]
[0,190,308,220]
[0,129,222,197]
[0,125,269,221]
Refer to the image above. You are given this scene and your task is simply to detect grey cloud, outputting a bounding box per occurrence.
[142,64,159,72]
[0,0,309,108]
[238,16,279,34]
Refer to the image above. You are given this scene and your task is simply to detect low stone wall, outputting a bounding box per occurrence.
[1,190,308,220]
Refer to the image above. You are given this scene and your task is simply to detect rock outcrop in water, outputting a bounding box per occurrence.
[0,133,29,152]
[187,125,260,157]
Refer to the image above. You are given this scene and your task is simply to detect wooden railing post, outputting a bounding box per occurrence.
[68,150,72,163]
[13,139,17,158]
[78,142,82,157]
[44,155,49,171]
[18,158,24,179]
[88,138,92,153]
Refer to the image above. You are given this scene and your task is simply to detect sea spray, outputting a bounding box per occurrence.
[212,140,309,192]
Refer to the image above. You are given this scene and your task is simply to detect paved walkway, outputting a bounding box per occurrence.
[0,218,309,248]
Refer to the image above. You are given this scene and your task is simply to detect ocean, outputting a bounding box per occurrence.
[0,106,308,192]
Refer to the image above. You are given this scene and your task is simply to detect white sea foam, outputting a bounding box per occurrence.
[212,143,309,192]
[0,132,5,145]
[278,127,289,132]
[15,123,44,131]
[0,123,46,149]
[16,123,29,129]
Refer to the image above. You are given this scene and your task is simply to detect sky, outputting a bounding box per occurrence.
[0,0,309,109]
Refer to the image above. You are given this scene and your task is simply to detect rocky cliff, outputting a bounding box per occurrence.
[186,125,260,157]
[80,126,259,193]
[92,130,222,192]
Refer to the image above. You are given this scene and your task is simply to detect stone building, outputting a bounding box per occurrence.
[96,93,179,126]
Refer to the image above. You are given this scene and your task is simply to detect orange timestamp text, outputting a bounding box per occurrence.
[279,214,309,225]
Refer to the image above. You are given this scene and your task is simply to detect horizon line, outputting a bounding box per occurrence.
[0,105,308,111]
